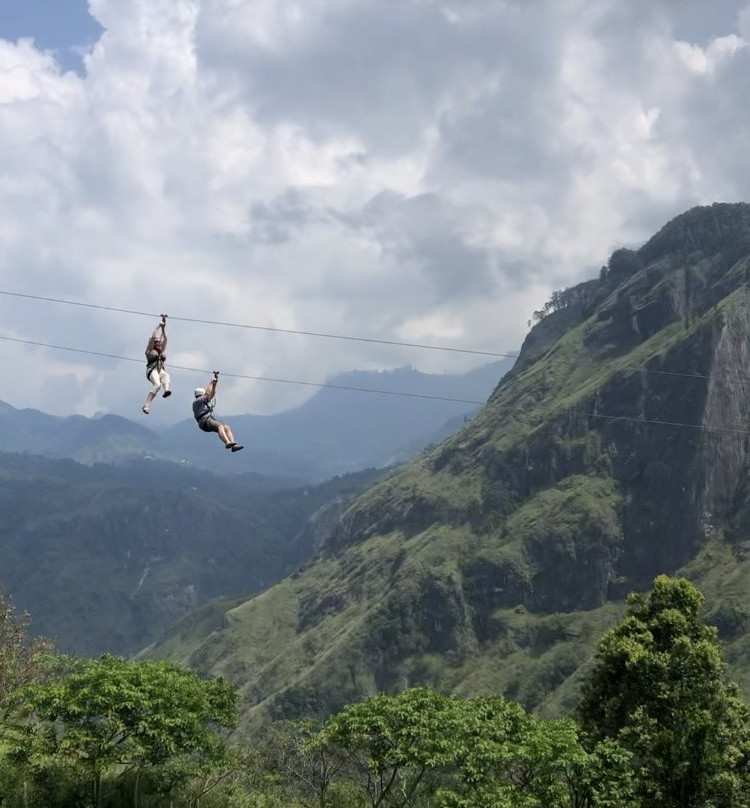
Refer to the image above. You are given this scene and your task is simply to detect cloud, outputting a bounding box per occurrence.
[0,0,749,421]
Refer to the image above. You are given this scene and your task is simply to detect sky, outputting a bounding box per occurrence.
[0,0,749,422]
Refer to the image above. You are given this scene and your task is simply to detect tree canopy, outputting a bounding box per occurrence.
[2,576,750,807]
[19,654,237,807]
[315,688,633,808]
[578,575,750,807]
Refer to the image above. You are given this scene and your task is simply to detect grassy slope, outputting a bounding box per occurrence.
[147,475,628,728]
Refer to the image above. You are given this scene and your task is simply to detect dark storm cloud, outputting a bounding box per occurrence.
[357,191,496,299]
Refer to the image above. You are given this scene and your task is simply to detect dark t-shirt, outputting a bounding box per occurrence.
[192,397,213,423]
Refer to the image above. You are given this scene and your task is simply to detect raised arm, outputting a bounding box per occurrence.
[204,371,219,400]
[159,314,167,350]
[146,320,166,353]
[147,316,167,351]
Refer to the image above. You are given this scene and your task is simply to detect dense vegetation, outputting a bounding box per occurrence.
[2,576,749,807]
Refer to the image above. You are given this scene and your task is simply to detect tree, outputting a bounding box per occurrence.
[435,697,634,808]
[318,689,633,808]
[263,718,352,808]
[607,248,642,282]
[0,589,54,725]
[578,575,750,807]
[320,688,459,807]
[21,654,237,807]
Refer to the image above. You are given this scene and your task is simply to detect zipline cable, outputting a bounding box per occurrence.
[0,290,515,360]
[1,334,749,437]
[0,335,487,406]
[0,289,741,386]
[573,409,750,436]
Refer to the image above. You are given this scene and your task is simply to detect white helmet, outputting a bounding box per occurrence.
[194,387,205,398]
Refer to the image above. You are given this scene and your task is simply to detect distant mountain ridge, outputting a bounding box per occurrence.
[0,362,511,479]
[0,409,155,465]
[141,203,750,729]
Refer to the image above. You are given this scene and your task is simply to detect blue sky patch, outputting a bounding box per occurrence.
[0,0,103,74]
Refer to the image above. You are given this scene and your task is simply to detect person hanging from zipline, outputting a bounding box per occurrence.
[142,314,171,414]
[193,371,244,452]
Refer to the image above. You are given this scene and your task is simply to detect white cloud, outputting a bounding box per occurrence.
[0,0,750,421]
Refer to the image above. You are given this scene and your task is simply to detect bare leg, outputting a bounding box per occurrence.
[217,424,233,446]
[142,391,156,414]
[224,424,243,452]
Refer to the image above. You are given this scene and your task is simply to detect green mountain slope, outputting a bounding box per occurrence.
[143,203,750,728]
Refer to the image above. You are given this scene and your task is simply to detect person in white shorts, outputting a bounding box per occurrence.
[142,315,172,414]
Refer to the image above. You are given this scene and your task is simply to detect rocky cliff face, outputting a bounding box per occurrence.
[336,203,750,601]
[145,203,750,726]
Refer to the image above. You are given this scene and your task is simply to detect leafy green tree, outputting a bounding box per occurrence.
[0,591,69,808]
[578,575,750,807]
[0,756,91,808]
[20,653,237,807]
[318,689,632,808]
[320,688,459,807]
[435,696,633,808]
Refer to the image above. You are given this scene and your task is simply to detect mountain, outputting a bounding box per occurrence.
[142,202,750,728]
[0,451,383,657]
[0,362,511,480]
[0,408,159,465]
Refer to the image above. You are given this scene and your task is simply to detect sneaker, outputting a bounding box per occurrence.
[226,442,236,450]
[142,405,150,415]
[231,444,244,452]
[162,390,172,399]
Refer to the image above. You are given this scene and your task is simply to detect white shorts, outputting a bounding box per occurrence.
[148,368,171,394]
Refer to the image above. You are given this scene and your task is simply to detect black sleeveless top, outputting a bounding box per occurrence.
[146,348,166,378]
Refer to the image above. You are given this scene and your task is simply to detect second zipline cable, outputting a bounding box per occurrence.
[1,334,749,437]
[0,335,487,406]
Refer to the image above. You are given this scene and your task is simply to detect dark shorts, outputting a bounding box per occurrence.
[198,416,222,433]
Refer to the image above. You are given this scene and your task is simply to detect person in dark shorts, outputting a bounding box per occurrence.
[142,314,171,414]
[192,371,243,452]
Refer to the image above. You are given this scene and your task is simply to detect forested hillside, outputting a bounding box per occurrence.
[143,203,750,728]
[0,452,383,656]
